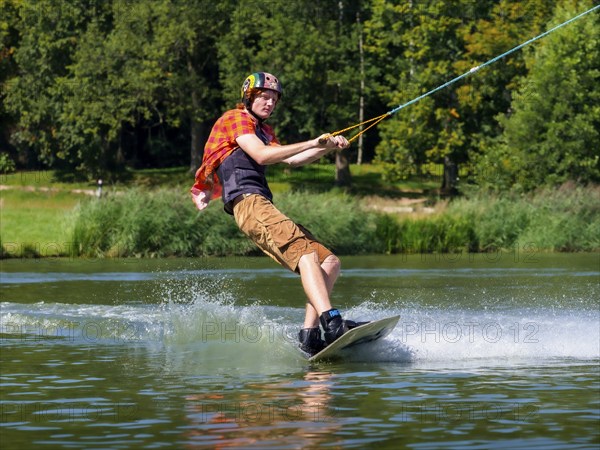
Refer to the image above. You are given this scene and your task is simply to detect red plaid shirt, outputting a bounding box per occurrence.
[190,109,279,210]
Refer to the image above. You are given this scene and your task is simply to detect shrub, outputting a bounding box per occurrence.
[0,153,16,174]
[70,184,600,258]
[71,189,381,257]
[72,188,249,257]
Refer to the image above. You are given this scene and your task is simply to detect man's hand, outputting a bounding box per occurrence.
[316,134,350,149]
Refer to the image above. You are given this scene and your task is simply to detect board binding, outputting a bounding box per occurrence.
[308,315,400,362]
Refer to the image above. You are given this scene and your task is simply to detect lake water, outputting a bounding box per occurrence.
[1,253,598,449]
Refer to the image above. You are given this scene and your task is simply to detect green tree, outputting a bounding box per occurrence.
[474,0,600,191]
[217,0,363,186]
[146,0,224,172]
[58,0,224,178]
[455,0,554,185]
[365,0,478,184]
[4,0,225,179]
[0,0,20,164]
[364,0,558,192]
[3,0,96,172]
[55,3,133,177]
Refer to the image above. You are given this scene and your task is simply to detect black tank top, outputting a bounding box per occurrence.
[216,124,274,215]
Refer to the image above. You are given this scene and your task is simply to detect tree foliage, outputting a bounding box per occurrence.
[472,0,599,191]
[1,0,598,192]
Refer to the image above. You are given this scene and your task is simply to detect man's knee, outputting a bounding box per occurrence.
[322,255,341,275]
[298,251,319,269]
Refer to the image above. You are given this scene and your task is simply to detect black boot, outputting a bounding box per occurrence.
[320,310,371,345]
[298,327,326,356]
[319,309,347,345]
[344,319,370,329]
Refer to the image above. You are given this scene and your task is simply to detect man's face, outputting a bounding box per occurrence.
[251,90,279,119]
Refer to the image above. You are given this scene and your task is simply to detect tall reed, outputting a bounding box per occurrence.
[70,189,378,257]
[448,183,600,252]
[71,189,251,257]
[69,184,599,258]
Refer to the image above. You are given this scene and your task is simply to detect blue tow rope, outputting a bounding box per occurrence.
[387,4,600,116]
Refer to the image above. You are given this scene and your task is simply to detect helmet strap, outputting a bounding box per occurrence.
[248,109,265,123]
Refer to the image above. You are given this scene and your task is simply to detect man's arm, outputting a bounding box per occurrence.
[282,146,334,168]
[236,134,349,167]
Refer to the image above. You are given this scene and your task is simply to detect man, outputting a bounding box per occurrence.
[191,72,362,356]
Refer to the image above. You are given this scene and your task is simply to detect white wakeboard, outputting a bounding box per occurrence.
[308,315,400,362]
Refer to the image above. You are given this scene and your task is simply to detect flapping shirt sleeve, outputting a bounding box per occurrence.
[190,110,258,210]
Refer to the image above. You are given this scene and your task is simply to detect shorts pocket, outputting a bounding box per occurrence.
[265,219,300,250]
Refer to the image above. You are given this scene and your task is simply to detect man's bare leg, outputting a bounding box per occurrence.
[298,254,341,328]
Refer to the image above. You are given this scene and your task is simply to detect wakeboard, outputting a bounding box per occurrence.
[308,315,400,362]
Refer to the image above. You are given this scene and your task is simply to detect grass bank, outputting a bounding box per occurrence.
[377,184,600,254]
[1,165,437,257]
[0,189,80,257]
[1,169,598,258]
[68,189,381,258]
[65,184,600,258]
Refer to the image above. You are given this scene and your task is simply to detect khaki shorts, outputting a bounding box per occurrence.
[233,194,333,272]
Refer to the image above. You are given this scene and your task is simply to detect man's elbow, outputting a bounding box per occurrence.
[254,154,281,165]
[252,154,268,165]
[285,158,301,168]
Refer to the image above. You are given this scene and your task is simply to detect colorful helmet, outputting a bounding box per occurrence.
[241,72,283,101]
